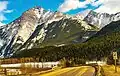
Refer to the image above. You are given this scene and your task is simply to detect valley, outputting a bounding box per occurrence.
[0,2,120,76]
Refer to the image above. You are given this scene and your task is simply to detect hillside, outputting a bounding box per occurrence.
[0,6,120,57]
[0,7,98,57]
[13,20,120,62]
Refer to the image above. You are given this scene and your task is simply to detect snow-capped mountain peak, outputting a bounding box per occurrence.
[74,9,92,20]
[1,6,120,57]
[84,10,120,28]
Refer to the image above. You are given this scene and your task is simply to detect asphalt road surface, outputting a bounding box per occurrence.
[40,66,95,76]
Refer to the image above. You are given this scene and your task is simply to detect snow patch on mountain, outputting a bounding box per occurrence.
[1,6,120,57]
[84,10,120,28]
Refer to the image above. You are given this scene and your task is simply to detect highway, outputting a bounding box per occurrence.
[40,66,95,76]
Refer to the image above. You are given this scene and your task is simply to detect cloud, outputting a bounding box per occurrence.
[0,1,13,26]
[58,0,120,14]
[0,14,7,21]
[91,0,103,7]
[58,0,102,13]
[0,1,8,11]
[0,22,5,26]
[3,10,13,13]
[94,0,120,14]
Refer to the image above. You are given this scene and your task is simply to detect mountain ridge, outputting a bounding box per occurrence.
[0,7,97,57]
[0,6,120,57]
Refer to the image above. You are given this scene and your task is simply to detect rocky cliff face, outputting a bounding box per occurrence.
[0,7,98,57]
[84,10,120,28]
[1,6,120,57]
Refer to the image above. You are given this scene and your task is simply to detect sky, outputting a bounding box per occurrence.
[0,0,120,25]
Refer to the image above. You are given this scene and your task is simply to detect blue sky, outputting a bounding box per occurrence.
[0,0,120,25]
[3,0,64,24]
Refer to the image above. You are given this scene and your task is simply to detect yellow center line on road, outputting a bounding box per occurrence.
[40,67,81,76]
[75,66,89,76]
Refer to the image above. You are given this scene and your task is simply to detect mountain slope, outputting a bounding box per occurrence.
[1,6,120,58]
[89,20,120,39]
[0,7,98,57]
[84,10,120,28]
[13,20,120,61]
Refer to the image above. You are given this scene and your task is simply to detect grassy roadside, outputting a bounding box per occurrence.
[95,65,120,76]
[101,65,120,76]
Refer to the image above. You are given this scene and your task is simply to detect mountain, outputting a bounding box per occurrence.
[88,20,120,40]
[1,6,120,58]
[0,7,98,57]
[13,20,120,62]
[84,10,120,28]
